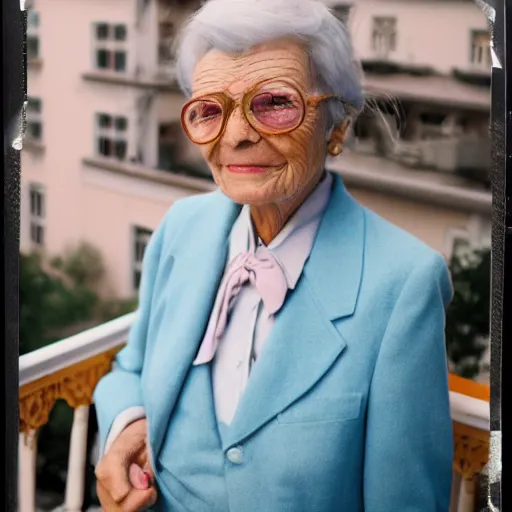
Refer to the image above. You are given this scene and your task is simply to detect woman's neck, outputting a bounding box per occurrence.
[250,170,325,245]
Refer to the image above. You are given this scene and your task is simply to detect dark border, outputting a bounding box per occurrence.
[487,0,508,510]
[506,0,512,506]
[3,0,24,509]
[499,0,511,509]
[0,1,508,511]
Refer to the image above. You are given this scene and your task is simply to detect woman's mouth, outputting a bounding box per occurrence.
[226,164,285,174]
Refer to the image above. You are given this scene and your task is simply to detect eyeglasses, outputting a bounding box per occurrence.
[181,78,340,145]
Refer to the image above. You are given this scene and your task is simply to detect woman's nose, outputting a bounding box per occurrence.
[221,106,261,148]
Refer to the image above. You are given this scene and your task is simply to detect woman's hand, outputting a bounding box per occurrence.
[95,418,158,511]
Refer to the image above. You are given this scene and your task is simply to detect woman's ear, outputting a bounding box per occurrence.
[327,119,351,156]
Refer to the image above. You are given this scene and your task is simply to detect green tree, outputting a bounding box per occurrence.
[445,247,490,379]
[57,241,105,288]
[19,252,99,355]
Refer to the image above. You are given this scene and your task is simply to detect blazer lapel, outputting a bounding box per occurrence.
[305,173,366,321]
[224,174,366,449]
[222,275,347,450]
[145,190,241,457]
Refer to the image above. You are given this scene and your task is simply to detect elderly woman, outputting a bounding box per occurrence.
[94,0,454,510]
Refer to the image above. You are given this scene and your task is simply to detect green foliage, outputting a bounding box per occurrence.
[445,247,490,379]
[19,253,98,354]
[19,253,53,355]
[95,297,139,323]
[60,241,105,288]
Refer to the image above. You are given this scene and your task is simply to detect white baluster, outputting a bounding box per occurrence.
[18,429,38,512]
[450,471,462,511]
[457,477,476,512]
[64,406,90,512]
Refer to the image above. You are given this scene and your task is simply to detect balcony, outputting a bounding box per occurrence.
[23,137,46,154]
[326,151,492,215]
[18,315,491,512]
[82,68,181,92]
[82,156,215,194]
[392,136,491,183]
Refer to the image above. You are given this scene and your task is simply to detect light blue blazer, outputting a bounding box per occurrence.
[95,174,454,512]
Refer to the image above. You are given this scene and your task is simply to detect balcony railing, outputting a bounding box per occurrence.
[18,314,133,512]
[18,315,490,512]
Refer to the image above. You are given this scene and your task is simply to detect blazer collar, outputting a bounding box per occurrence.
[305,172,366,321]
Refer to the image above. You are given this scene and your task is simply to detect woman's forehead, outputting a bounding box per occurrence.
[191,39,311,96]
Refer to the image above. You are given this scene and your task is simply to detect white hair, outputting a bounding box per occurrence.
[174,0,365,131]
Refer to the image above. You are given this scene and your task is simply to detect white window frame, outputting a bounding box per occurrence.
[29,183,45,247]
[92,22,128,73]
[95,112,129,160]
[371,16,397,59]
[132,226,153,291]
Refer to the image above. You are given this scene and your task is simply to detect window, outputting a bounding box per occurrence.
[331,4,351,25]
[29,184,45,246]
[158,22,175,65]
[27,37,40,59]
[133,226,153,290]
[158,122,181,170]
[27,10,39,27]
[470,30,491,70]
[114,25,127,41]
[27,9,39,29]
[93,22,127,72]
[26,96,43,141]
[95,113,128,160]
[372,17,397,58]
[27,10,40,59]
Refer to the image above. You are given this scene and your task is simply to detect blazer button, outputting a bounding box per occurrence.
[226,446,244,465]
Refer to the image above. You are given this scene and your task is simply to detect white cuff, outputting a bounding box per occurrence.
[103,406,146,454]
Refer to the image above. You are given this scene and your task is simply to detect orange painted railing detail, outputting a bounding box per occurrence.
[448,373,490,481]
[448,373,490,402]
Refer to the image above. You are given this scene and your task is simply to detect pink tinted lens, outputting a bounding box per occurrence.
[183,99,223,141]
[250,86,303,130]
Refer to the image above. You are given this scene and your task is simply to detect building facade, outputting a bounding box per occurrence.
[21,0,492,298]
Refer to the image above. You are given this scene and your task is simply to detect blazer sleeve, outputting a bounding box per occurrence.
[363,252,454,512]
[93,211,169,455]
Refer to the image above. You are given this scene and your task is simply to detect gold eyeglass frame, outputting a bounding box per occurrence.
[180,78,340,145]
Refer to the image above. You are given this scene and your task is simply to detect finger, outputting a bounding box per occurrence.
[133,447,154,486]
[135,444,151,472]
[129,463,149,490]
[96,453,133,503]
[142,462,155,483]
[120,487,158,512]
[97,481,123,512]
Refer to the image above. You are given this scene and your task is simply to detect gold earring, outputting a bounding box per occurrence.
[328,141,342,156]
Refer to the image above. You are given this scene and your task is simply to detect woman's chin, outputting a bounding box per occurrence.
[218,180,282,206]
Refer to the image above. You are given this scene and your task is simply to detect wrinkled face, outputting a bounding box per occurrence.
[189,39,330,206]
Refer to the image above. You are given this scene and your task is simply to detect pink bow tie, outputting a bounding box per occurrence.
[193,246,288,365]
